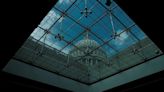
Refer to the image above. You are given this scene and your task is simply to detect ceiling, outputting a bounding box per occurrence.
[9,0,163,84]
[2,0,162,87]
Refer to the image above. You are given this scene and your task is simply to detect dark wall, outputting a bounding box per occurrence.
[0,71,71,92]
[0,0,58,70]
[115,0,164,51]
[0,0,72,91]
[104,70,164,92]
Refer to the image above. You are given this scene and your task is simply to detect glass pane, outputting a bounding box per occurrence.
[12,0,163,84]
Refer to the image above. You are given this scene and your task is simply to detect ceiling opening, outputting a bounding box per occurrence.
[11,0,163,84]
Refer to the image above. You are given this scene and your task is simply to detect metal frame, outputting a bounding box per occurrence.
[21,0,163,84]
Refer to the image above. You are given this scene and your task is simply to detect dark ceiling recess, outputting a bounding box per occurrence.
[115,0,164,52]
[0,0,58,70]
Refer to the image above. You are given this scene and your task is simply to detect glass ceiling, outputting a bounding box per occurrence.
[31,0,146,57]
[11,0,163,84]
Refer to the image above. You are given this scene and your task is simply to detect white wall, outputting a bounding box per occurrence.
[89,55,164,92]
[3,59,90,92]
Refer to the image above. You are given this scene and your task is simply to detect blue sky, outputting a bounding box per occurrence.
[30,0,146,56]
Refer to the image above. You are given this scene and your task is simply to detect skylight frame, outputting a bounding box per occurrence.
[21,0,163,84]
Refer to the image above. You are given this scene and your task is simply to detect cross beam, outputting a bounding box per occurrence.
[54,7,119,52]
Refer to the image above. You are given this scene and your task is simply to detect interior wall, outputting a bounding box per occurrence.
[89,55,164,92]
[3,55,164,92]
[3,59,90,92]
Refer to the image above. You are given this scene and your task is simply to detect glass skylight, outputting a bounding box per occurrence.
[31,0,146,56]
[13,0,162,84]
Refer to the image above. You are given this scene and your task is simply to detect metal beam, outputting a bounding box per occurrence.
[96,0,141,41]
[33,0,78,51]
[54,6,119,54]
[96,0,147,60]
[57,0,99,51]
